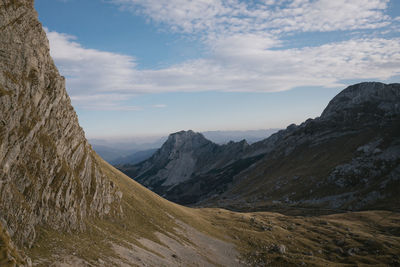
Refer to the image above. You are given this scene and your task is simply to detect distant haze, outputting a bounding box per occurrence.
[202,129,280,144]
[90,128,280,163]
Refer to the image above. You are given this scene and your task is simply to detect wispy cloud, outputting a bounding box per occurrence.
[78,104,142,111]
[69,94,141,111]
[111,0,391,35]
[47,28,400,93]
[46,29,140,95]
[152,104,167,108]
[45,0,400,110]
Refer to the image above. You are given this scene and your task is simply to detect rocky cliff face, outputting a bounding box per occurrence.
[321,82,400,120]
[141,130,218,187]
[121,82,400,211]
[118,130,250,204]
[0,0,122,250]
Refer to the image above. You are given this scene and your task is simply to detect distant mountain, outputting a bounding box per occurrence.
[118,82,400,211]
[91,129,278,163]
[112,148,158,165]
[91,144,132,162]
[90,137,167,151]
[90,138,166,163]
[118,130,251,203]
[203,129,279,144]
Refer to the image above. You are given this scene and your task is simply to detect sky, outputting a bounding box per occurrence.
[35,0,400,139]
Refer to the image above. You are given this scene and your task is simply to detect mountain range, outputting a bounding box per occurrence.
[0,1,399,266]
[91,129,279,164]
[118,82,400,212]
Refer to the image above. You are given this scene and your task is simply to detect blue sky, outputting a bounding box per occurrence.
[35,0,400,138]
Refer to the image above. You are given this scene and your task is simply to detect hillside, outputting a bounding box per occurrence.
[120,82,400,211]
[0,1,238,265]
[209,82,400,212]
[0,1,399,266]
[27,157,400,266]
[0,0,121,250]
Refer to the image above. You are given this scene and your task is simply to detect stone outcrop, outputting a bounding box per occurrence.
[321,82,400,120]
[0,0,122,249]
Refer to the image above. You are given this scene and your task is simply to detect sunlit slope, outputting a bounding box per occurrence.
[0,0,121,252]
[214,122,400,213]
[26,152,400,266]
[26,153,242,266]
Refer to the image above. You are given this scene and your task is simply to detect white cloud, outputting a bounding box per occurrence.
[44,0,400,110]
[47,28,400,103]
[44,0,398,113]
[46,29,140,95]
[111,0,391,35]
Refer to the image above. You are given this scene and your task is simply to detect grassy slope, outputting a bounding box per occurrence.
[0,223,27,266]
[26,154,400,266]
[215,125,400,212]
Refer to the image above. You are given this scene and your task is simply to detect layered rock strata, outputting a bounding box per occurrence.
[0,0,122,249]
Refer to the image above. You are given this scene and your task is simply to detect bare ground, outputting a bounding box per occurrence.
[112,219,242,267]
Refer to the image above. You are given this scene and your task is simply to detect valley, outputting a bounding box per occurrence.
[0,0,399,266]
[25,158,400,266]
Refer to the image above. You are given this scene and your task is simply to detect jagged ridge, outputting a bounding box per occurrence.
[118,130,250,203]
[121,82,400,210]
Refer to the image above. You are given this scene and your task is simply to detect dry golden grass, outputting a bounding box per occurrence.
[0,223,26,266]
[200,209,400,266]
[25,154,400,266]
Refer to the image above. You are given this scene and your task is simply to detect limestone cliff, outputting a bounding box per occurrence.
[118,130,251,204]
[0,0,122,250]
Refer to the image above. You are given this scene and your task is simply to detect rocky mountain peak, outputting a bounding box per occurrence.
[163,130,212,153]
[119,129,255,204]
[321,82,400,120]
[0,0,122,249]
[120,82,400,207]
